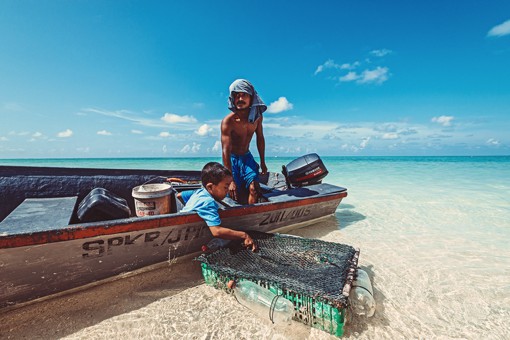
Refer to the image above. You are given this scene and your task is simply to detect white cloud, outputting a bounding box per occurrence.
[131,129,143,134]
[340,71,359,82]
[162,145,168,153]
[487,19,510,37]
[195,124,212,136]
[382,133,399,140]
[28,132,46,142]
[180,142,201,153]
[0,136,8,141]
[357,67,389,84]
[370,49,392,57]
[159,132,171,138]
[431,116,454,127]
[314,59,344,75]
[360,137,370,149]
[161,113,197,124]
[97,130,112,136]
[486,138,500,145]
[212,140,221,152]
[267,97,294,113]
[340,62,360,70]
[57,129,73,138]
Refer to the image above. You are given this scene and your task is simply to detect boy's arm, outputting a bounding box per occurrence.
[209,226,257,251]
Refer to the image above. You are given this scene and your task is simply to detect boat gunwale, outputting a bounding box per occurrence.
[0,190,347,249]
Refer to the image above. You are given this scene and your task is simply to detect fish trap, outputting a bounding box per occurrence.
[197,232,359,337]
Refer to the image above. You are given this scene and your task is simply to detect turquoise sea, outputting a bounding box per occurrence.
[1,156,509,339]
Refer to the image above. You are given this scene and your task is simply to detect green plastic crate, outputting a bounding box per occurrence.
[201,262,346,337]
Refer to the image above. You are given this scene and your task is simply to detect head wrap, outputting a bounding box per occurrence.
[228,79,267,123]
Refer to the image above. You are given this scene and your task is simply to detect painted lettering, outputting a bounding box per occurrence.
[82,240,105,258]
[259,207,312,226]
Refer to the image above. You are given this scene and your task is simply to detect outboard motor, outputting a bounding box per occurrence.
[282,153,329,187]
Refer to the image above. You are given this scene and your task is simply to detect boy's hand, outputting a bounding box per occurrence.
[243,234,258,252]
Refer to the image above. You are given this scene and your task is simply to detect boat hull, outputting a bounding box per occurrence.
[0,165,346,309]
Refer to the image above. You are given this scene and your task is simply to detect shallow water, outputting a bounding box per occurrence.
[1,156,509,339]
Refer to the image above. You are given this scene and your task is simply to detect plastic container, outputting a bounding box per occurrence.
[349,269,376,317]
[231,280,294,324]
[77,188,131,222]
[132,183,173,217]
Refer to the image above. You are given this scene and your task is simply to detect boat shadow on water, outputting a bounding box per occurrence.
[0,258,205,339]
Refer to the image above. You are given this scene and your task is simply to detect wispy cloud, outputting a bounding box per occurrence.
[339,67,390,85]
[315,60,363,75]
[315,50,392,86]
[370,49,392,57]
[267,97,294,113]
[314,59,356,75]
[431,115,454,127]
[28,132,47,142]
[57,129,73,138]
[97,130,112,136]
[180,142,200,153]
[195,124,212,136]
[159,132,172,138]
[339,72,359,82]
[161,113,197,124]
[211,140,221,152]
[84,108,197,128]
[131,129,143,134]
[486,138,500,145]
[381,133,399,140]
[487,19,510,37]
[358,67,389,84]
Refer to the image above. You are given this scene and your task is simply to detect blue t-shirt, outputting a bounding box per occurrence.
[180,188,221,227]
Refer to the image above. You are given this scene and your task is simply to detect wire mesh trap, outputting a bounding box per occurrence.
[197,231,359,337]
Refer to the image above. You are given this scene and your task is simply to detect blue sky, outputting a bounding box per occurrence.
[1,1,509,158]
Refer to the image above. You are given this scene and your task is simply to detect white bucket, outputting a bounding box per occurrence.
[132,183,173,217]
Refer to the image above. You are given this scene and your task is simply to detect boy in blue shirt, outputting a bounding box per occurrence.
[179,162,257,251]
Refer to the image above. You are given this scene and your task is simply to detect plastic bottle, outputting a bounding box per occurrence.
[349,269,376,317]
[229,280,294,324]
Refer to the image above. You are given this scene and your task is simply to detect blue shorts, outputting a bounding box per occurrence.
[231,151,259,189]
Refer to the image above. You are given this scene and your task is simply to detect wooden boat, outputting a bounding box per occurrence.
[0,155,347,309]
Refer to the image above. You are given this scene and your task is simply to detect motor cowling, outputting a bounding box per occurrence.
[282,153,329,187]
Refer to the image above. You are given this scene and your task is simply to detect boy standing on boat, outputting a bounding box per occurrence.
[221,79,267,205]
[179,162,257,251]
